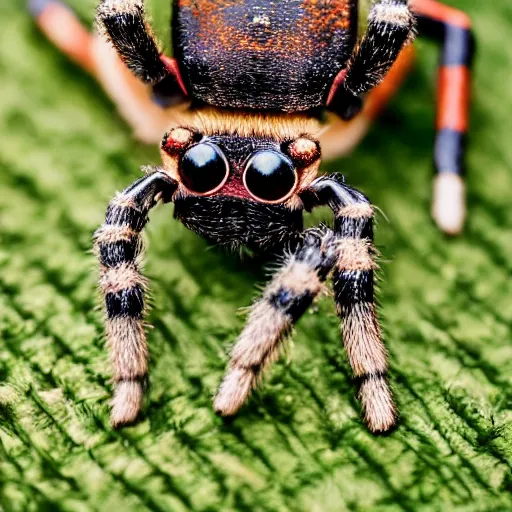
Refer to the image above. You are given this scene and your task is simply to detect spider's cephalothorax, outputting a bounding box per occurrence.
[32,0,475,431]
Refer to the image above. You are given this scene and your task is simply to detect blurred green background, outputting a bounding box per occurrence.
[1,0,512,510]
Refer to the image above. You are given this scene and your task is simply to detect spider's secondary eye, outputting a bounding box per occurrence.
[179,143,229,194]
[243,151,297,203]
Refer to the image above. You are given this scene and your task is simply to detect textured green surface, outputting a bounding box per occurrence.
[1,1,512,510]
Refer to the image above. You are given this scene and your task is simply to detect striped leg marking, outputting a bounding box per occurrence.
[305,175,396,433]
[94,171,176,427]
[214,230,337,416]
[334,205,395,433]
[412,0,475,234]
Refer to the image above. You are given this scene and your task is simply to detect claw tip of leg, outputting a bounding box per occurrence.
[213,368,255,417]
[359,375,397,434]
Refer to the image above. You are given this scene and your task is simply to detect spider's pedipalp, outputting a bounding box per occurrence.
[214,229,337,416]
[94,171,177,427]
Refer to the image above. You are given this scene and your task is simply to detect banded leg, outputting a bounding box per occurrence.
[306,175,396,433]
[328,0,416,120]
[412,0,475,235]
[214,230,338,416]
[94,170,176,426]
[29,0,186,143]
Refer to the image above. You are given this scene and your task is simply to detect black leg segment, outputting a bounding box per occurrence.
[412,0,475,234]
[329,0,416,120]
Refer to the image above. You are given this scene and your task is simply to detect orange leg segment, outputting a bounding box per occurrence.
[29,0,188,144]
[320,46,415,161]
[33,1,95,73]
[411,0,475,235]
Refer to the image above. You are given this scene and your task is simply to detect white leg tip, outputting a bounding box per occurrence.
[432,173,466,236]
[111,380,143,427]
[360,376,397,433]
[214,368,254,417]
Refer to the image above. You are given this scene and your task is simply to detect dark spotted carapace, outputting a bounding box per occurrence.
[173,0,358,111]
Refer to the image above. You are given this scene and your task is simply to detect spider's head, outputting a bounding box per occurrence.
[159,109,322,208]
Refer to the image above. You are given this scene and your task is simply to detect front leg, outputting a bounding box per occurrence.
[96,0,168,85]
[94,170,176,427]
[214,229,337,416]
[96,0,187,106]
[304,175,396,433]
[328,0,416,120]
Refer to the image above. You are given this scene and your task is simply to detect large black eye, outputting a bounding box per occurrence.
[243,151,297,202]
[180,143,229,194]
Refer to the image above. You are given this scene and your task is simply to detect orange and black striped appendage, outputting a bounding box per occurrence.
[412,0,474,178]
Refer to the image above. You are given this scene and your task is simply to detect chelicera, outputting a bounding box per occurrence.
[32,0,474,432]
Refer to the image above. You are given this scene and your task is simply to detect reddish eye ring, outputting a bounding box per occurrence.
[243,150,298,204]
[179,143,230,196]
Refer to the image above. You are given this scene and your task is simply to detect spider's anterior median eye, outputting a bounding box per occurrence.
[243,151,297,203]
[179,143,229,194]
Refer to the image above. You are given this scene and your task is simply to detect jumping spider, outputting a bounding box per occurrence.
[32,0,474,432]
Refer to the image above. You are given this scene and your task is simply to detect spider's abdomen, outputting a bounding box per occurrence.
[173,0,358,112]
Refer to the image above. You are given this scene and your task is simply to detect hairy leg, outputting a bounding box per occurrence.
[94,170,176,426]
[214,229,337,416]
[29,0,186,144]
[411,0,474,235]
[328,0,416,120]
[217,176,396,432]
[304,175,396,433]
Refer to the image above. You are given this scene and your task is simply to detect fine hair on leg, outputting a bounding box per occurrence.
[94,170,176,427]
[304,175,396,433]
[96,0,169,84]
[214,229,338,416]
[328,0,416,120]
